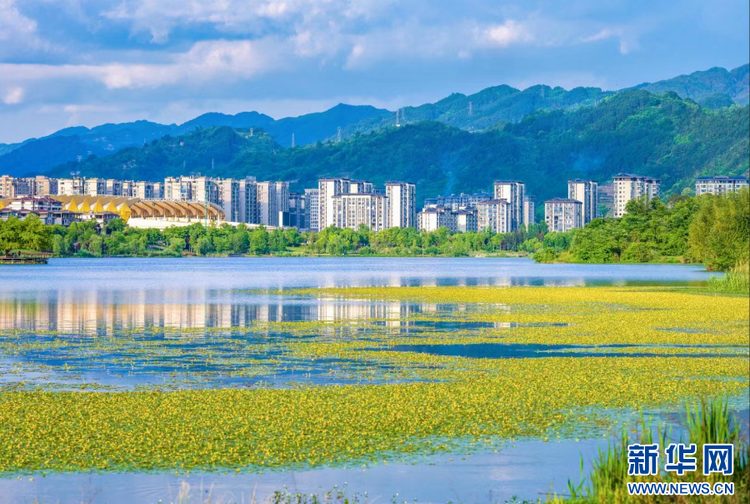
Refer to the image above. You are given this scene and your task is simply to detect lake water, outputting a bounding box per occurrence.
[0,258,732,503]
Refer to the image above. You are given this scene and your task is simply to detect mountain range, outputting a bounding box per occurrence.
[1,64,747,178]
[46,88,749,208]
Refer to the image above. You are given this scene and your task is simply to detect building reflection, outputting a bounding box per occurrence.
[0,289,511,335]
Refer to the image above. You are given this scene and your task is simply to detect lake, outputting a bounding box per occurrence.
[0,258,739,504]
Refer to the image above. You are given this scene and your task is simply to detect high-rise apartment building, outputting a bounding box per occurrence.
[257,181,278,226]
[493,181,525,230]
[418,205,451,232]
[32,176,57,197]
[423,192,491,211]
[477,199,511,233]
[304,188,319,231]
[385,181,416,228]
[695,176,749,195]
[333,192,389,231]
[133,181,154,200]
[545,198,582,232]
[455,208,478,232]
[57,178,85,196]
[523,195,536,227]
[239,178,258,224]
[288,192,306,229]
[275,181,290,226]
[84,178,107,196]
[318,178,350,229]
[568,180,598,224]
[613,174,660,218]
[218,179,241,223]
[106,179,123,196]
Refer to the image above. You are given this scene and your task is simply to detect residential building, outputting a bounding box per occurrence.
[257,181,278,226]
[305,188,319,231]
[57,178,85,196]
[523,195,536,227]
[493,181,525,230]
[545,198,582,232]
[0,175,30,198]
[121,180,135,198]
[32,176,57,197]
[133,181,155,200]
[597,184,614,217]
[455,208,478,232]
[385,181,417,228]
[153,182,164,199]
[84,178,107,196]
[289,192,306,229]
[318,178,350,229]
[418,205,451,232]
[348,180,374,194]
[423,192,491,211]
[695,176,749,195]
[239,178,258,224]
[0,197,77,226]
[613,174,661,218]
[477,199,511,233]
[275,181,290,227]
[106,179,123,196]
[218,179,241,223]
[333,192,389,231]
[191,177,219,205]
[568,180,598,224]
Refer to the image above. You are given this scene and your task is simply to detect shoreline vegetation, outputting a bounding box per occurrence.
[0,190,747,275]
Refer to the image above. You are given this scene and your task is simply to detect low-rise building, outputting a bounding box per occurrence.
[418,205,452,232]
[695,176,749,195]
[545,198,582,232]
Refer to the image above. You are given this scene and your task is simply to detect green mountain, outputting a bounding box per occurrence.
[0,105,388,177]
[49,90,749,206]
[635,64,749,105]
[5,65,747,177]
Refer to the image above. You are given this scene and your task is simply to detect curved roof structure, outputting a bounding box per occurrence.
[52,196,224,222]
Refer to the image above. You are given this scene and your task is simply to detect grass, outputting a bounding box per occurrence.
[708,263,750,294]
[559,397,749,503]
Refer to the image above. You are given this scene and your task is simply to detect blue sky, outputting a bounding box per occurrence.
[0,0,748,143]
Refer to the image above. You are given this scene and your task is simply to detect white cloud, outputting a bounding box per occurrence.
[481,20,534,47]
[3,86,25,104]
[0,0,36,39]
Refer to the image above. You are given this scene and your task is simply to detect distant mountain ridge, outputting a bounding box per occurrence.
[1,64,747,177]
[47,89,749,208]
[635,64,749,106]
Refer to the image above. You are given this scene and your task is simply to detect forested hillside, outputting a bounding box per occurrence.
[49,90,749,206]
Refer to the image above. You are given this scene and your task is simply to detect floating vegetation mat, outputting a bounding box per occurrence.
[0,286,747,473]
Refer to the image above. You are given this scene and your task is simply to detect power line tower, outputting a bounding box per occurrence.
[250,128,254,137]
[469,101,473,117]
[337,127,342,142]
[395,109,400,127]
[291,133,295,148]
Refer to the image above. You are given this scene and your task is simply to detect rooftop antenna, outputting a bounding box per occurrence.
[468,101,473,117]
[337,126,342,142]
[291,133,295,148]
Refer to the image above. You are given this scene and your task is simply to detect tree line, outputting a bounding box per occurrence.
[534,189,749,271]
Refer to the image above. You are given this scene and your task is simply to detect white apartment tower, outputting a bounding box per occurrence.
[477,199,511,234]
[695,176,749,195]
[545,198,583,232]
[333,192,389,232]
[613,174,661,218]
[305,188,320,231]
[385,181,417,228]
[523,195,536,227]
[318,178,350,229]
[239,178,258,224]
[493,181,525,230]
[256,181,278,226]
[567,180,598,224]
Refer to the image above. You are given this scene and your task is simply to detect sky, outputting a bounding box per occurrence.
[0,0,748,143]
